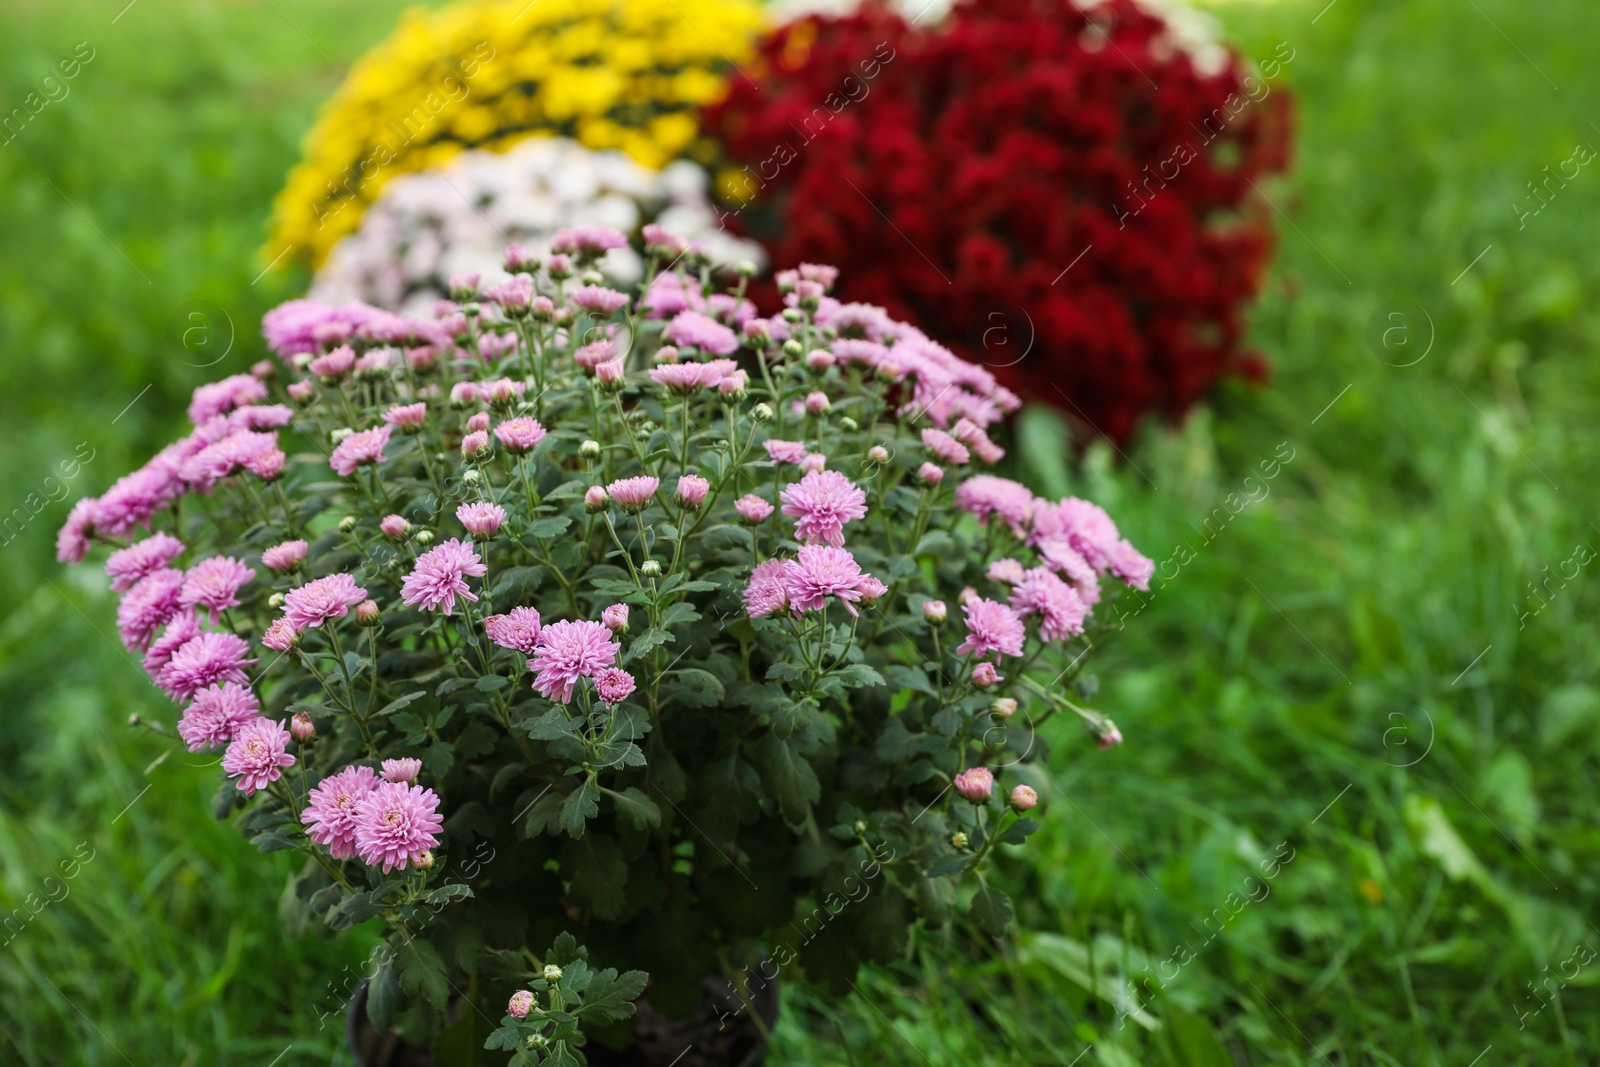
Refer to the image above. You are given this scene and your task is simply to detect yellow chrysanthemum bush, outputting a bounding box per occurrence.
[267,0,767,267]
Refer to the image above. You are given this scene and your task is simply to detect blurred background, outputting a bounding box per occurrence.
[2,0,1597,1063]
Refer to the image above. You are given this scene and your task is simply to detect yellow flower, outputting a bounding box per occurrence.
[265,0,766,268]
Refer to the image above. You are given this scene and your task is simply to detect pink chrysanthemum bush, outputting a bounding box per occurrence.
[60,230,1148,1063]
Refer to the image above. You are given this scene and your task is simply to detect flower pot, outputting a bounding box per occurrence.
[348,969,780,1067]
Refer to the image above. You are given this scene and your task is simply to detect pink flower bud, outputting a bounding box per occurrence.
[805,349,835,372]
[595,358,626,387]
[508,990,534,1018]
[918,462,945,486]
[287,380,315,404]
[251,360,275,380]
[262,617,297,652]
[1010,785,1038,811]
[991,697,1018,718]
[356,600,380,626]
[718,370,749,397]
[922,599,947,623]
[585,486,610,513]
[800,453,826,474]
[857,576,888,604]
[677,474,710,509]
[380,514,410,539]
[466,412,490,433]
[804,391,831,415]
[461,430,490,457]
[953,767,994,802]
[575,340,617,370]
[382,757,421,784]
[654,345,680,364]
[867,446,890,464]
[602,604,629,632]
[972,662,1003,688]
[1097,723,1124,749]
[290,712,315,741]
[959,586,980,606]
[504,244,536,272]
[529,295,556,321]
[735,494,774,523]
[545,253,573,279]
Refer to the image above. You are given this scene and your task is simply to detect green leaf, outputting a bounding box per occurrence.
[399,939,450,1009]
[525,516,573,538]
[376,691,428,718]
[423,883,475,907]
[560,833,628,919]
[550,931,582,966]
[669,668,725,707]
[969,886,1014,938]
[367,952,402,1033]
[997,818,1040,846]
[660,601,703,627]
[606,787,661,831]
[437,677,473,698]
[546,1041,584,1067]
[576,968,649,1026]
[484,1024,525,1052]
[749,732,820,821]
[475,674,509,691]
[832,663,885,690]
[621,627,673,665]
[560,777,601,838]
[769,699,815,740]
[423,741,455,777]
[455,721,500,761]
[926,853,970,878]
[328,891,379,931]
[913,529,955,557]
[885,665,939,698]
[524,708,580,741]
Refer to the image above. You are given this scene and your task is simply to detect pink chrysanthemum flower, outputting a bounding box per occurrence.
[383,402,427,429]
[648,361,721,392]
[953,767,994,802]
[95,465,180,537]
[400,538,486,615]
[551,225,628,257]
[952,417,1006,464]
[382,758,422,784]
[1031,497,1121,572]
[56,498,97,563]
[465,412,491,434]
[921,428,971,466]
[162,631,257,703]
[457,501,507,538]
[573,339,618,369]
[308,345,356,379]
[743,559,796,619]
[179,556,255,624]
[461,429,490,457]
[188,374,268,424]
[800,453,827,474]
[303,765,380,860]
[677,475,710,509]
[763,440,808,465]
[527,620,620,703]
[177,681,261,752]
[986,558,1026,585]
[595,358,626,385]
[953,475,1035,537]
[221,718,294,796]
[571,285,630,315]
[284,573,368,632]
[261,617,297,652]
[508,990,535,1019]
[494,417,546,454]
[594,667,636,706]
[117,568,186,651]
[1037,537,1099,596]
[143,612,201,682]
[262,539,309,573]
[779,469,868,548]
[1109,539,1155,591]
[735,494,774,523]
[664,310,739,355]
[1010,567,1089,641]
[858,575,888,603]
[607,476,659,513]
[484,606,542,654]
[231,403,294,431]
[106,533,186,592]
[955,597,1027,660]
[329,425,391,477]
[485,273,533,310]
[787,545,873,616]
[354,782,444,873]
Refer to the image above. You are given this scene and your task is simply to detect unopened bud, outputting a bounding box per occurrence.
[338,516,358,533]
[640,559,661,578]
[291,712,316,741]
[414,850,435,870]
[781,308,804,324]
[463,467,483,484]
[330,427,354,445]
[268,593,286,609]
[781,338,804,357]
[416,530,435,545]
[852,819,867,835]
[580,439,601,460]
[991,697,1017,719]
[736,260,759,278]
[752,403,774,423]
[357,600,380,626]
[543,964,563,983]
[1010,785,1038,811]
[950,831,969,850]
[922,600,947,624]
[585,486,609,513]
[867,445,888,463]
[579,269,605,286]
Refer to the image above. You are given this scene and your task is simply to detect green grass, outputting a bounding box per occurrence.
[4,0,1599,1063]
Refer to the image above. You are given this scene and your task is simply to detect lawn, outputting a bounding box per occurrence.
[3,0,1598,1064]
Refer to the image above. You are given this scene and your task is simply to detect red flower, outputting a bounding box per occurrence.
[705,0,1293,444]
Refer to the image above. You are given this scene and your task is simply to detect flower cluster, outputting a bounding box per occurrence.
[311,137,765,314]
[267,0,767,267]
[704,0,1293,443]
[62,227,1144,1056]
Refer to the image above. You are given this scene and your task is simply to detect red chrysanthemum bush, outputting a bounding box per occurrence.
[705,0,1294,444]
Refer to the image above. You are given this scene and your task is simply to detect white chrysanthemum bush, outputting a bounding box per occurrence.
[58,225,1151,1064]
